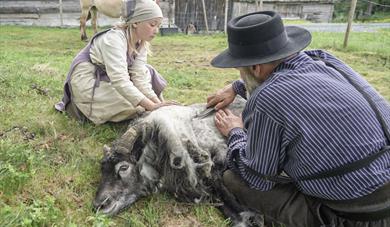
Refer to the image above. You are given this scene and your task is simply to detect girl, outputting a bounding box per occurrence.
[56,0,173,124]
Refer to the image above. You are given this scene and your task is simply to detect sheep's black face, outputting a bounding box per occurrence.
[93,144,161,215]
[93,150,141,215]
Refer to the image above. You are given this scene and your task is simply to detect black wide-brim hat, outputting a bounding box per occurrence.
[211,11,312,68]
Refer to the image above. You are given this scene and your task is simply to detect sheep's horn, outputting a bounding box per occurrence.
[114,122,154,156]
[116,124,143,153]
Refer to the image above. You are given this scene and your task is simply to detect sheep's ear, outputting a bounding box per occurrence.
[103,144,112,157]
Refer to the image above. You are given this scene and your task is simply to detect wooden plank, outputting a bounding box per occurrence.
[0,13,40,19]
[0,1,80,14]
[0,12,119,27]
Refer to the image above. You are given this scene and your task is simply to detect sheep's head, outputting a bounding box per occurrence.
[93,125,160,215]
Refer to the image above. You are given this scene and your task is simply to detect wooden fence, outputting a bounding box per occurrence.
[1,0,335,30]
[174,0,234,32]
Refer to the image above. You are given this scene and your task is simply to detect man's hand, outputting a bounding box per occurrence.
[215,109,243,137]
[207,84,236,110]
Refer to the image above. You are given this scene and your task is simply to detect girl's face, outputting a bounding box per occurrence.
[133,18,162,42]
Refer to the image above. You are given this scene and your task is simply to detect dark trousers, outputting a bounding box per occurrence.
[223,170,390,227]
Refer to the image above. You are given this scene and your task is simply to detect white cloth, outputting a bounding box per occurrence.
[122,0,163,23]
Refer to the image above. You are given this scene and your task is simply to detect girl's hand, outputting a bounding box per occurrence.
[151,97,162,104]
[140,97,180,111]
[151,100,181,110]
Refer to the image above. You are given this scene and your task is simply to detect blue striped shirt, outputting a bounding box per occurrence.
[228,50,390,200]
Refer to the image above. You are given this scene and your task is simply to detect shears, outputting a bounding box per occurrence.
[194,105,216,119]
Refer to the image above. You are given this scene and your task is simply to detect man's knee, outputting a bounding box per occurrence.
[223,170,245,196]
[222,169,234,186]
[222,169,319,227]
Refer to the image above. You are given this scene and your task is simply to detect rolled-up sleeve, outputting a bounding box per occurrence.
[232,80,247,99]
[227,109,284,191]
[129,48,158,100]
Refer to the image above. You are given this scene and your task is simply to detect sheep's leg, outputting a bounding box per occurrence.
[166,138,186,169]
[154,122,199,185]
[79,7,89,41]
[155,120,187,170]
[91,7,98,34]
[185,139,213,178]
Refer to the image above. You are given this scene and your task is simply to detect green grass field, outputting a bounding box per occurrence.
[0,26,389,226]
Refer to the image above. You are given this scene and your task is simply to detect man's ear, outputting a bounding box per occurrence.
[252,64,262,78]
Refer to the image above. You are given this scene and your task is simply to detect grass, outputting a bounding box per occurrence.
[283,19,312,24]
[0,25,389,226]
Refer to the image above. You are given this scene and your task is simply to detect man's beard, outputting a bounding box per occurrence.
[242,70,262,97]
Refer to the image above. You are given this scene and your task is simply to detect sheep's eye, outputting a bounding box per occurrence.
[119,165,129,172]
[115,161,132,178]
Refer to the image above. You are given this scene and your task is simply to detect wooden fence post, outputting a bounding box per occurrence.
[201,0,209,34]
[224,0,229,33]
[59,0,63,27]
[168,0,174,28]
[343,0,357,48]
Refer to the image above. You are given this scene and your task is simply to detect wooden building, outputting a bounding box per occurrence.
[0,0,118,27]
[0,0,335,30]
[162,0,335,32]
[1,0,79,26]
[233,0,335,23]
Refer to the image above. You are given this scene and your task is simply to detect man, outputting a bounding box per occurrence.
[207,11,390,227]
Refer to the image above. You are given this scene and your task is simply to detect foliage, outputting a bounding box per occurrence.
[333,0,390,22]
[0,25,389,226]
[1,195,61,226]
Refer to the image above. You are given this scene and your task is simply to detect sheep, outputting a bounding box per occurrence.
[93,97,264,226]
[79,0,122,41]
